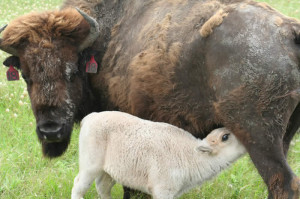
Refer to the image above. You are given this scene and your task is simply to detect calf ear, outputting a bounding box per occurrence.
[3,56,20,69]
[196,140,213,153]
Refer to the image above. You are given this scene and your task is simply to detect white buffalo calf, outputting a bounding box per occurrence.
[71,111,246,199]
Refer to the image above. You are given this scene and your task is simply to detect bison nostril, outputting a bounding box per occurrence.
[38,121,64,142]
[38,121,62,134]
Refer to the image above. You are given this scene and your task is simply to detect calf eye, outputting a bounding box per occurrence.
[222,134,230,142]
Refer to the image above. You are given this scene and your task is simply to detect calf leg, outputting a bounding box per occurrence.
[151,186,175,199]
[95,171,115,199]
[71,170,97,199]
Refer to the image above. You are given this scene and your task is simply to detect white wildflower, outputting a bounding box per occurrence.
[19,101,24,106]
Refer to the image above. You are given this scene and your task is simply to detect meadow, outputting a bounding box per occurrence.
[0,0,299,198]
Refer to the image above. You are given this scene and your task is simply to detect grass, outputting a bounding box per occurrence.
[0,0,299,198]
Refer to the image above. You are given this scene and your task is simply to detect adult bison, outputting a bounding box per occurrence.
[0,0,300,198]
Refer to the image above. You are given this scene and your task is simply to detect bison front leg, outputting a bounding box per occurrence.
[123,187,151,199]
[123,187,131,199]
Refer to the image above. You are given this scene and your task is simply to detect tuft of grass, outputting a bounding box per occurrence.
[0,0,299,199]
[258,0,300,19]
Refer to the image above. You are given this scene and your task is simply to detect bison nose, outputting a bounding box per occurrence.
[38,121,63,142]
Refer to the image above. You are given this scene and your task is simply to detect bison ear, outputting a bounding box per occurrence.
[78,48,101,72]
[3,56,20,69]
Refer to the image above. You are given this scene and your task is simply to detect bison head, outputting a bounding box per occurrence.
[0,8,100,158]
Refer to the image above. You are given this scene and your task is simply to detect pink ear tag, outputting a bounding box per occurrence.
[6,65,19,81]
[86,55,98,73]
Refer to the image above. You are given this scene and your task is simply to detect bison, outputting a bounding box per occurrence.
[0,0,300,198]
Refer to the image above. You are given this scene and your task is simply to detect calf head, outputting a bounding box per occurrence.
[198,128,246,159]
[0,8,100,157]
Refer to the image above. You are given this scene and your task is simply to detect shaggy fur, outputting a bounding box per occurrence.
[2,8,89,47]
[200,8,229,37]
[71,111,246,199]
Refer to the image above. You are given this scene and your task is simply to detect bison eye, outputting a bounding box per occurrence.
[68,70,80,82]
[222,134,230,142]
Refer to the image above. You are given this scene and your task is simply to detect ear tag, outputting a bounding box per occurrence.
[86,55,98,73]
[6,65,19,81]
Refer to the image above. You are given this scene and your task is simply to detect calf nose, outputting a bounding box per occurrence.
[38,121,63,141]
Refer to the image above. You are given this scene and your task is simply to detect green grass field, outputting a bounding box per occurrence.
[0,0,299,198]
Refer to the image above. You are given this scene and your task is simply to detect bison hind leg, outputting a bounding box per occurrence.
[283,103,300,156]
[214,92,300,198]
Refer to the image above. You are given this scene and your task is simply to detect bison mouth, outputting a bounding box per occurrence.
[36,121,73,158]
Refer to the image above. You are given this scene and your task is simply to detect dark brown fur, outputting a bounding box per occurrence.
[1,0,300,198]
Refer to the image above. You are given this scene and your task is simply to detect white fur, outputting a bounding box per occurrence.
[71,111,246,199]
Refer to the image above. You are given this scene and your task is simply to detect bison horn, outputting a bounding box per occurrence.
[0,24,7,32]
[76,8,100,52]
[0,24,19,56]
